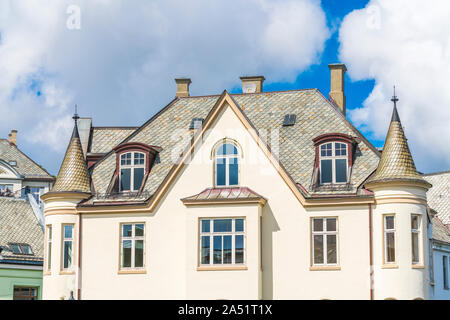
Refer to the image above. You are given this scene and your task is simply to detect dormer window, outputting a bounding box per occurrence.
[120,152,145,192]
[214,141,240,187]
[319,142,348,184]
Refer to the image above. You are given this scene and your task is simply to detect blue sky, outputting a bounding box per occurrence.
[1,0,449,176]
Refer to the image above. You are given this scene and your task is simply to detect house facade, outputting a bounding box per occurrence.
[0,132,54,300]
[41,64,441,300]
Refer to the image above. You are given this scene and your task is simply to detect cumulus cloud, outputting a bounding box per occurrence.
[0,0,329,174]
[339,0,450,173]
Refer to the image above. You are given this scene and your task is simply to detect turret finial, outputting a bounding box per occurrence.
[390,86,400,122]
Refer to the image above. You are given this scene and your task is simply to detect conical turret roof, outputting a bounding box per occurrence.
[51,115,91,194]
[367,102,430,188]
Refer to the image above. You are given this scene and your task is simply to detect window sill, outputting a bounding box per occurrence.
[381,264,398,269]
[43,271,51,276]
[309,265,341,271]
[412,264,425,269]
[59,270,75,275]
[118,269,147,275]
[197,265,248,271]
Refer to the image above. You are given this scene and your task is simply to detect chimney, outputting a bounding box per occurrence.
[175,78,191,97]
[328,64,347,115]
[240,76,265,94]
[8,130,17,146]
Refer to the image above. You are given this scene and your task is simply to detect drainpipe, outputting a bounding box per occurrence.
[77,212,82,300]
[369,204,374,300]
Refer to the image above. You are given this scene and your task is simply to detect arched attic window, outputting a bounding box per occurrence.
[214,141,240,187]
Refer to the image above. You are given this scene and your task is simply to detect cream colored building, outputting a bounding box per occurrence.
[41,64,445,300]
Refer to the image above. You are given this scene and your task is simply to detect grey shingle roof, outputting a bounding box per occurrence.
[88,127,137,154]
[0,197,43,263]
[432,215,450,244]
[87,90,380,203]
[0,139,53,180]
[424,171,450,225]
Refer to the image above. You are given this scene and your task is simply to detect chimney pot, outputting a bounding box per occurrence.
[8,129,17,146]
[328,63,347,115]
[240,76,265,94]
[175,78,191,97]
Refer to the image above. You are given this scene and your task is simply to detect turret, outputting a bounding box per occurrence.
[40,108,91,300]
[365,89,431,300]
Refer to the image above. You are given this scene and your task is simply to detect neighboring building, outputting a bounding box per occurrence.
[42,64,440,300]
[0,131,54,300]
[424,171,450,299]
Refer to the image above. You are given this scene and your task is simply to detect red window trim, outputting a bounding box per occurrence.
[313,133,356,168]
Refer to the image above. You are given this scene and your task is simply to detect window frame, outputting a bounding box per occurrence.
[213,141,240,188]
[61,224,74,272]
[198,217,246,267]
[444,255,449,290]
[319,142,348,185]
[311,217,339,267]
[13,286,39,300]
[119,151,146,192]
[119,222,146,271]
[383,214,396,265]
[45,225,52,273]
[411,214,422,265]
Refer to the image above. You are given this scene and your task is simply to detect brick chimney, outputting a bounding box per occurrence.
[175,78,191,97]
[8,130,17,146]
[328,64,347,115]
[240,76,265,94]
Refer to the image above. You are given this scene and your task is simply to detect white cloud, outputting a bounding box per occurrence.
[339,0,450,173]
[0,0,329,173]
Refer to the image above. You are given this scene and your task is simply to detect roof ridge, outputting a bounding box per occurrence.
[422,170,450,176]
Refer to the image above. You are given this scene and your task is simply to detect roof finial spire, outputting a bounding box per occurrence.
[73,104,80,123]
[391,86,399,107]
[390,86,400,122]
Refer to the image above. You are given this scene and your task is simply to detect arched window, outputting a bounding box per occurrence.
[120,152,145,192]
[319,142,348,184]
[215,142,239,187]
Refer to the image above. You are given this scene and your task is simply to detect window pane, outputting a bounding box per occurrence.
[235,219,244,232]
[320,143,332,157]
[201,236,210,264]
[223,235,232,264]
[313,235,324,264]
[335,159,347,183]
[122,224,132,237]
[47,245,52,270]
[386,232,395,263]
[135,224,144,237]
[135,240,144,267]
[134,152,145,165]
[321,159,332,183]
[213,236,222,264]
[120,168,131,191]
[214,219,232,232]
[48,226,52,240]
[386,216,395,230]
[412,233,419,263]
[133,168,145,190]
[313,219,323,232]
[444,257,448,289]
[228,157,239,186]
[327,235,337,264]
[411,215,419,230]
[326,218,336,232]
[21,245,32,254]
[63,241,72,269]
[10,244,21,254]
[216,158,226,186]
[235,235,244,264]
[201,220,210,233]
[217,143,238,155]
[122,240,132,268]
[335,143,347,156]
[64,225,73,239]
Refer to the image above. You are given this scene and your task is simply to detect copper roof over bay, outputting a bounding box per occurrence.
[182,187,266,204]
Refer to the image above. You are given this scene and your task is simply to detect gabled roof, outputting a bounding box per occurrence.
[0,139,53,180]
[432,215,450,244]
[0,197,43,264]
[424,171,450,225]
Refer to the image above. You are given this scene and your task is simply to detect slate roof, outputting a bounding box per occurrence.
[88,127,137,155]
[86,89,380,204]
[0,197,43,264]
[424,171,450,225]
[432,215,450,244]
[182,187,266,203]
[0,139,53,180]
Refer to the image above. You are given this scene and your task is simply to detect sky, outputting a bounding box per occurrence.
[0,0,449,176]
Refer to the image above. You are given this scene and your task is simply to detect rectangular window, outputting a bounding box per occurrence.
[120,223,145,270]
[13,287,38,300]
[444,256,449,290]
[411,215,421,264]
[384,215,396,264]
[62,224,74,270]
[311,217,338,266]
[200,218,245,266]
[46,225,52,272]
[216,158,226,186]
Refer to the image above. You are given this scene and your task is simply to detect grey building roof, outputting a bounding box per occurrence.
[432,215,450,245]
[86,89,380,204]
[0,139,54,180]
[0,197,43,264]
[424,171,450,225]
[88,127,137,155]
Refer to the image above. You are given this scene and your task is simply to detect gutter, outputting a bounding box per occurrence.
[369,203,374,300]
[77,212,82,300]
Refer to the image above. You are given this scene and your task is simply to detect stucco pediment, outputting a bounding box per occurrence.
[0,160,22,179]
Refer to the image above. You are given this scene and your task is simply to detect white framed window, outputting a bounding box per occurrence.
[120,152,145,192]
[311,217,339,266]
[214,143,239,187]
[46,225,52,272]
[120,223,145,270]
[62,224,74,270]
[411,214,422,264]
[319,142,348,184]
[383,215,396,264]
[199,218,245,266]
